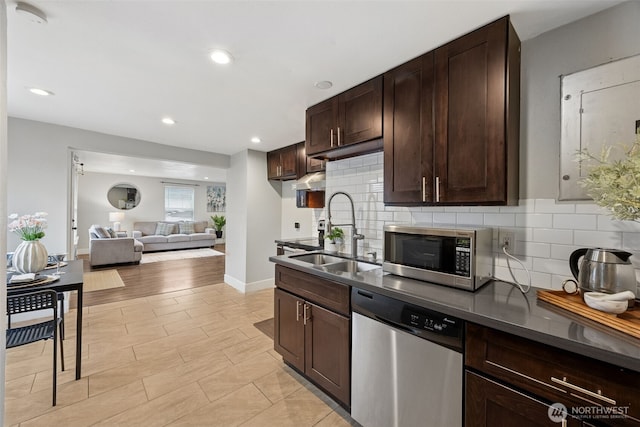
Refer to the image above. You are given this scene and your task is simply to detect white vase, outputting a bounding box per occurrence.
[13,240,48,273]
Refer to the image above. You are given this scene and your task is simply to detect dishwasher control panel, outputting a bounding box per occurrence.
[401,308,461,339]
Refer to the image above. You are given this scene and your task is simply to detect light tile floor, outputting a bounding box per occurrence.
[5,283,359,426]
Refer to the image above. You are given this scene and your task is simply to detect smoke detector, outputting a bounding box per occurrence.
[15,2,48,25]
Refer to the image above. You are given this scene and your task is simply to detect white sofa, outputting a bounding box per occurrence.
[88,225,144,267]
[132,221,216,252]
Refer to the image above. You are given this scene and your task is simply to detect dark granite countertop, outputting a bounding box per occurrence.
[269,251,640,372]
[275,237,323,251]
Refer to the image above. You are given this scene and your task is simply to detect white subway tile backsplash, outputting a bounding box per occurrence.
[553,214,596,230]
[597,215,640,232]
[456,213,484,225]
[573,230,622,248]
[550,244,580,261]
[534,199,575,213]
[519,242,551,258]
[515,213,552,228]
[532,258,571,276]
[433,212,456,224]
[483,213,515,227]
[533,228,573,245]
[313,151,640,291]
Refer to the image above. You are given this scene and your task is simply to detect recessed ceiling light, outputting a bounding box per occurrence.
[28,87,53,96]
[203,177,209,180]
[15,2,47,24]
[129,169,135,173]
[315,80,333,90]
[162,117,176,125]
[251,137,261,144]
[210,49,233,65]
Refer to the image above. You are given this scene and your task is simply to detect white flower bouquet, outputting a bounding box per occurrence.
[8,212,48,240]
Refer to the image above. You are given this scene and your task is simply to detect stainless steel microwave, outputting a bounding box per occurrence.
[383,224,493,291]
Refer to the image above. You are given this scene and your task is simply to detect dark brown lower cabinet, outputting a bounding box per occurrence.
[466,370,582,426]
[466,323,640,427]
[274,282,350,408]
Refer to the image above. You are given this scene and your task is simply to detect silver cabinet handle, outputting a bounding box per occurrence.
[551,377,616,405]
[435,176,441,202]
[296,300,302,322]
[303,303,311,325]
[422,177,427,202]
[337,126,341,146]
[330,129,334,147]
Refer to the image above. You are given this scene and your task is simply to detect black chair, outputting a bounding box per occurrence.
[6,290,65,406]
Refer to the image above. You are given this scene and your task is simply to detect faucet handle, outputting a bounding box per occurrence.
[366,251,377,261]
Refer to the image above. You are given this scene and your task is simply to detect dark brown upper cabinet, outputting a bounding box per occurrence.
[306,76,383,159]
[383,53,435,204]
[384,16,520,206]
[295,142,325,175]
[267,145,298,180]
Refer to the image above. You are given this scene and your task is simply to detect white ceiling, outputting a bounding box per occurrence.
[6,0,622,180]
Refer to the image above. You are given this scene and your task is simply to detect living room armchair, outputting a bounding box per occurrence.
[88,225,143,267]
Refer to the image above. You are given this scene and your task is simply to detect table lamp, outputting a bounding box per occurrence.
[109,212,125,232]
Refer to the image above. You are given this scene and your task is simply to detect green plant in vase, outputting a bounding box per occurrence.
[211,215,226,238]
[325,227,344,253]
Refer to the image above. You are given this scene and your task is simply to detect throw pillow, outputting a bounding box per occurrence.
[105,227,117,238]
[155,222,175,236]
[179,222,195,234]
[90,224,111,239]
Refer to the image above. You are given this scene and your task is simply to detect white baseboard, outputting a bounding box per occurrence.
[224,274,274,293]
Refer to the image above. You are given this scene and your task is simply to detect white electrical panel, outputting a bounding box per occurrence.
[559,54,640,200]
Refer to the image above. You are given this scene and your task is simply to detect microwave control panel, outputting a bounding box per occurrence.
[454,237,471,277]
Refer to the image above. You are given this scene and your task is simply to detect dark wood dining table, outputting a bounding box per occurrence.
[6,260,84,380]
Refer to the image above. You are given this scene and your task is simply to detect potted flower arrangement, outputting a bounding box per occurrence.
[8,212,49,273]
[325,227,344,253]
[578,130,640,221]
[211,215,226,238]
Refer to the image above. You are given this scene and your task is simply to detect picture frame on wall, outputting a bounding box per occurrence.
[207,184,226,212]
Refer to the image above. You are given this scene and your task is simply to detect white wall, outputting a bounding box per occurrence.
[280,181,314,239]
[520,0,640,198]
[7,118,229,255]
[0,0,8,418]
[76,171,224,252]
[225,149,281,292]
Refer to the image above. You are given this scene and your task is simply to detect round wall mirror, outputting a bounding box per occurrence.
[107,183,141,210]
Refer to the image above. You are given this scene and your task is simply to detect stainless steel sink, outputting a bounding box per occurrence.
[319,260,381,273]
[290,252,381,275]
[290,253,345,265]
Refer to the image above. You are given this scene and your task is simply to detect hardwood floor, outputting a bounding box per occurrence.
[81,245,226,307]
[5,246,358,426]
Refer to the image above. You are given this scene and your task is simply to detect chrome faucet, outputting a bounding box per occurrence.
[327,191,365,258]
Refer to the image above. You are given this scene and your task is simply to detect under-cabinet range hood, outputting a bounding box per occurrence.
[292,172,326,191]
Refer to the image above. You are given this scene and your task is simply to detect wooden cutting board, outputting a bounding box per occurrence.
[537,290,640,340]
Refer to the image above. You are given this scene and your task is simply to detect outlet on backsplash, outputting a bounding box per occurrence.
[500,231,515,251]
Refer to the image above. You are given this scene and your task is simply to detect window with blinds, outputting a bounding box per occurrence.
[164,186,195,221]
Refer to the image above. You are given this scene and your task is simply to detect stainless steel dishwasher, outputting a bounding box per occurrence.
[351,288,464,427]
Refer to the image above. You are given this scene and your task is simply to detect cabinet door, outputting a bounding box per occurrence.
[434,16,519,204]
[273,288,304,372]
[338,76,383,147]
[279,145,298,178]
[466,371,582,427]
[267,150,282,179]
[306,98,338,156]
[383,53,434,204]
[307,156,326,173]
[304,302,350,407]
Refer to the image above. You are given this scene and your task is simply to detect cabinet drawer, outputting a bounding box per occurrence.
[466,323,640,426]
[275,265,350,316]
